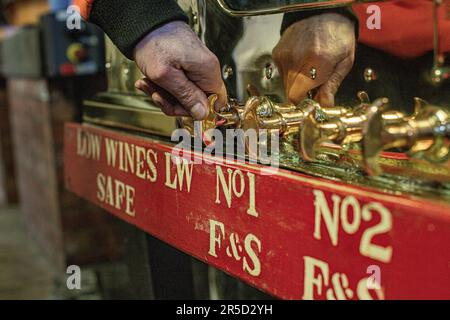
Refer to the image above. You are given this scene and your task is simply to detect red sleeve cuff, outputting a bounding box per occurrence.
[73,0,95,20]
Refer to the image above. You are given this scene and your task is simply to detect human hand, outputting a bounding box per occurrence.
[273,13,356,107]
[134,21,227,120]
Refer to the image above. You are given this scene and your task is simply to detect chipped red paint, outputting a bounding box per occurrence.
[64,123,450,300]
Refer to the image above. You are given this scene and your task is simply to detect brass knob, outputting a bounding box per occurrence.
[240,96,263,158]
[180,95,224,146]
[300,98,389,162]
[363,98,450,175]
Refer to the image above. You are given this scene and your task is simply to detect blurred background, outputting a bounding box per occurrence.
[0,0,139,300]
[0,0,266,300]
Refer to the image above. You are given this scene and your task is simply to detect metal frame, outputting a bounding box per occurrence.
[216,0,355,16]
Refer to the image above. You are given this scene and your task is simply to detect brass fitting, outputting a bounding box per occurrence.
[363,98,450,175]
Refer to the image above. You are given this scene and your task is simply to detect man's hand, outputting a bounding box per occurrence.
[134,21,227,120]
[273,13,356,107]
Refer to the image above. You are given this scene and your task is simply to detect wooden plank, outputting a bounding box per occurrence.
[64,123,450,300]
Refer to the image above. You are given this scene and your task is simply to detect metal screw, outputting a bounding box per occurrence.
[364,68,377,82]
[309,67,317,80]
[264,63,274,80]
[222,65,233,80]
[192,12,198,26]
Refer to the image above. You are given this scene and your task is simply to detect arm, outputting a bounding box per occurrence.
[74,0,188,59]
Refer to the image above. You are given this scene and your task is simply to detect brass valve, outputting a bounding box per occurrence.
[363,98,450,175]
[240,96,352,138]
[299,92,425,164]
[353,91,421,125]
[181,93,351,146]
[181,95,244,146]
[180,90,450,178]
[241,96,308,136]
[300,97,390,162]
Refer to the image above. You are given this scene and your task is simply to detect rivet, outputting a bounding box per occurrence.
[222,65,233,80]
[264,63,274,80]
[364,68,377,82]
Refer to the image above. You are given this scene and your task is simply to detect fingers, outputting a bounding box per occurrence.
[135,79,190,117]
[151,91,191,117]
[316,55,354,107]
[148,65,211,120]
[135,78,155,96]
[287,69,322,105]
[272,45,291,91]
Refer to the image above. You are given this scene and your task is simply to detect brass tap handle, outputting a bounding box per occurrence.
[300,98,389,162]
[180,95,221,146]
[239,96,310,157]
[362,104,387,176]
[300,113,329,162]
[240,96,300,135]
[363,98,450,175]
[181,95,245,146]
[239,96,352,139]
[215,98,244,128]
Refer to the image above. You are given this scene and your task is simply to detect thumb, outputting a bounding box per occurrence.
[214,82,228,112]
[184,53,228,112]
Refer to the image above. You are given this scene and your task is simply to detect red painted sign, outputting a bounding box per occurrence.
[64,123,450,300]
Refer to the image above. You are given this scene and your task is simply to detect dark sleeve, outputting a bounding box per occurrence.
[281,7,359,38]
[90,0,189,59]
